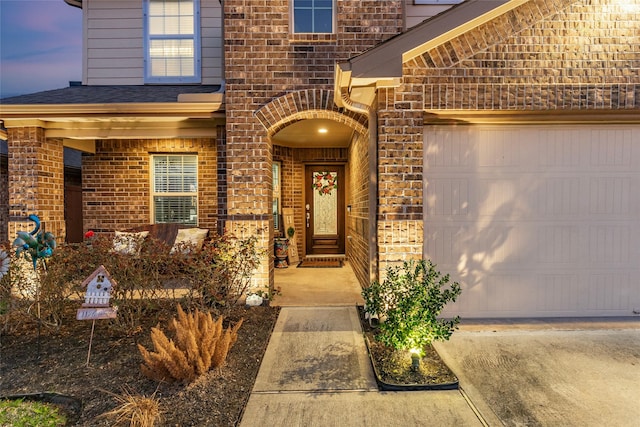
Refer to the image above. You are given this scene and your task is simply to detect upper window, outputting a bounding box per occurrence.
[144,0,201,83]
[292,0,334,33]
[151,155,198,225]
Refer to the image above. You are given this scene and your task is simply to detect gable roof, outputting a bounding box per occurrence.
[0,84,222,105]
[341,0,513,80]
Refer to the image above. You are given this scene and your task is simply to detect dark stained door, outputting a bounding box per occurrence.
[64,185,83,243]
[305,165,345,255]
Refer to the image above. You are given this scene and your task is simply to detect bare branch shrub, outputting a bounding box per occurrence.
[1,228,262,335]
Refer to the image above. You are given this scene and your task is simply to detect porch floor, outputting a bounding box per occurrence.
[273,259,364,306]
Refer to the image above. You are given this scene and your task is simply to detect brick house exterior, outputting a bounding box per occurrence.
[2,0,640,317]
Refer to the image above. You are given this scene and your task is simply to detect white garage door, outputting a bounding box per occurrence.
[425,125,640,318]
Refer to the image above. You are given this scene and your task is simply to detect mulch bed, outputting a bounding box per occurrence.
[358,307,458,389]
[0,302,279,426]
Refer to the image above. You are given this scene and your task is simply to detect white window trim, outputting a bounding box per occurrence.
[143,0,202,84]
[291,0,336,34]
[150,154,199,225]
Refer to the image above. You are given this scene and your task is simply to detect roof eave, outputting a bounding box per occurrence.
[0,100,225,120]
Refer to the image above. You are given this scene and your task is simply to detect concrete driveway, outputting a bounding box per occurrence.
[435,319,640,427]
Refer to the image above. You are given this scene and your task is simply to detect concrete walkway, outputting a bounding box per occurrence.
[271,261,364,307]
[435,321,640,427]
[239,306,483,427]
[243,264,640,426]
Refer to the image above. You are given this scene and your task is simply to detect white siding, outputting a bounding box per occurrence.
[84,0,222,86]
[85,0,144,85]
[425,125,640,317]
[200,4,223,85]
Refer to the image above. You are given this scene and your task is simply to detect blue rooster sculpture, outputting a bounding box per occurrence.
[13,214,57,271]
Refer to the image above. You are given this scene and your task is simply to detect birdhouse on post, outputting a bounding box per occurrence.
[77,265,118,320]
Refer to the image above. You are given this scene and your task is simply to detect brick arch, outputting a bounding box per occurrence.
[255,89,368,137]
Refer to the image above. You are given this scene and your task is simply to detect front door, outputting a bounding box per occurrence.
[305,165,345,255]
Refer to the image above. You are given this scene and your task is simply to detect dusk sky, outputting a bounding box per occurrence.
[0,0,82,99]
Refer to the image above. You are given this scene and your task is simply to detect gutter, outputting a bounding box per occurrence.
[334,63,386,284]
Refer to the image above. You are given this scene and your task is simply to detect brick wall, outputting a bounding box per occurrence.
[273,144,296,238]
[82,140,218,235]
[6,132,65,242]
[224,0,403,289]
[347,131,372,286]
[405,0,640,110]
[376,87,425,269]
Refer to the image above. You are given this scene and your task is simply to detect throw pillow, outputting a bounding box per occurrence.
[113,231,149,255]
[171,228,209,254]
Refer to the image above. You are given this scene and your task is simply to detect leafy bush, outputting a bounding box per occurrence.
[362,259,461,354]
[138,305,243,383]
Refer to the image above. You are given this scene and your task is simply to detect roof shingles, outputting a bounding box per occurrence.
[0,85,222,105]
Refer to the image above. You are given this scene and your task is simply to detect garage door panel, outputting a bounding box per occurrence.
[536,274,580,313]
[588,225,632,265]
[426,125,640,317]
[535,177,582,216]
[587,273,632,312]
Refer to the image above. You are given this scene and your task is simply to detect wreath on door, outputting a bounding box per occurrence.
[312,171,338,196]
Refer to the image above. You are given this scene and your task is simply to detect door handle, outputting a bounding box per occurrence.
[306,212,310,228]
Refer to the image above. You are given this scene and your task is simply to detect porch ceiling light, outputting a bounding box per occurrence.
[318,127,328,134]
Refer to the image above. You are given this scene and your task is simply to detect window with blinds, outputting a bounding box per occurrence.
[152,155,198,225]
[144,0,201,83]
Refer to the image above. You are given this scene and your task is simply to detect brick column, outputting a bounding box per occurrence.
[7,129,65,243]
[0,155,8,244]
[377,85,424,272]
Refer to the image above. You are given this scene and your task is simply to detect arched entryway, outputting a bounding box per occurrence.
[255,89,371,303]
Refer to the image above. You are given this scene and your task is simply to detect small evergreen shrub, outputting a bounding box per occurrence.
[362,259,462,354]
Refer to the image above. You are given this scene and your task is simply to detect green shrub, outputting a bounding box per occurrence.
[362,259,461,354]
